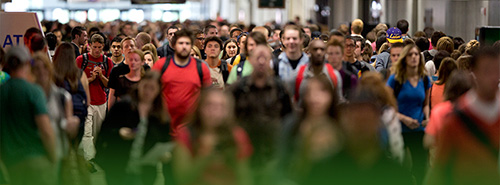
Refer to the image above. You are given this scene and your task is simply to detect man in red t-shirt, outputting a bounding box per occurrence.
[76,34,114,159]
[153,29,211,136]
[426,47,500,185]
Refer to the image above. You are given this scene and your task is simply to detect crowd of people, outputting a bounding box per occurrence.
[0,16,499,185]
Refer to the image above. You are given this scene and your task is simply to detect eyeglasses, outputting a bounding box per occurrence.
[196,37,204,40]
[345,44,355,48]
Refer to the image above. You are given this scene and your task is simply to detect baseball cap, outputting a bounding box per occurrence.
[387,27,403,43]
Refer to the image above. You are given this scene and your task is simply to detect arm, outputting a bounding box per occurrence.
[423,88,431,126]
[64,95,79,139]
[398,113,420,130]
[80,73,91,107]
[98,71,109,87]
[35,115,56,163]
[108,88,116,109]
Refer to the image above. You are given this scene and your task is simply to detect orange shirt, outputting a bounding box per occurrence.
[430,83,445,109]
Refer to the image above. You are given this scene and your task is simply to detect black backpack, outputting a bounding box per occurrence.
[423,50,434,62]
[235,53,247,80]
[219,60,229,83]
[160,57,204,85]
[81,53,109,75]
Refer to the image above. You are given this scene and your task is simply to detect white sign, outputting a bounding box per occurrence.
[0,12,43,50]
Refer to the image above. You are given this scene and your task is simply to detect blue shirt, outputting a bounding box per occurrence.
[387,74,431,132]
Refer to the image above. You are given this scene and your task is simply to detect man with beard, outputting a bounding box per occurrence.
[153,29,211,136]
[289,39,343,106]
[109,37,124,65]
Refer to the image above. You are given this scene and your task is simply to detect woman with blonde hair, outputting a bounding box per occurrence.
[387,44,431,184]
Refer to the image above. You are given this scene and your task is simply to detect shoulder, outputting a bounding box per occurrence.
[386,74,396,86]
[152,57,168,71]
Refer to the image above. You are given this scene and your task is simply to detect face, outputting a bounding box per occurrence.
[249,45,271,77]
[390,47,403,64]
[111,42,122,57]
[344,39,355,58]
[167,28,178,43]
[272,30,281,41]
[206,28,218,37]
[200,92,229,127]
[283,29,303,53]
[220,25,230,37]
[138,78,160,103]
[304,28,312,37]
[124,25,133,36]
[309,40,326,65]
[239,36,247,53]
[474,56,500,100]
[195,33,205,49]
[90,42,103,57]
[246,37,258,54]
[304,80,332,116]
[225,42,238,58]
[190,49,200,59]
[126,52,144,71]
[144,54,154,67]
[174,36,192,59]
[79,31,88,45]
[32,60,49,85]
[405,47,420,68]
[122,40,136,55]
[326,45,343,69]
[205,41,221,58]
[231,30,242,39]
[54,31,62,44]
[354,41,362,58]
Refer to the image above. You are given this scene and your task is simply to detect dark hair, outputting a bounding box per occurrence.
[204,25,217,35]
[230,28,243,38]
[390,42,404,53]
[451,50,461,60]
[71,26,86,40]
[222,39,239,60]
[89,27,100,35]
[303,34,311,49]
[415,37,430,52]
[444,70,473,102]
[403,38,415,46]
[414,31,426,38]
[111,36,123,44]
[375,35,387,52]
[167,25,179,33]
[90,34,105,44]
[470,46,499,70]
[329,30,345,38]
[172,28,194,47]
[397,19,409,34]
[130,71,168,123]
[435,57,457,85]
[203,36,223,51]
[24,27,42,43]
[423,27,435,38]
[453,37,465,50]
[431,31,446,47]
[30,34,46,52]
[433,50,450,75]
[327,39,344,54]
[244,32,267,54]
[45,32,57,50]
[53,42,80,92]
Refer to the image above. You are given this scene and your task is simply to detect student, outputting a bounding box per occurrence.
[108,49,145,108]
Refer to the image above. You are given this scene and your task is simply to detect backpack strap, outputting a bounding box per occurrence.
[220,60,229,83]
[81,53,89,70]
[230,55,237,65]
[273,56,280,77]
[194,58,204,86]
[454,106,499,158]
[393,80,403,99]
[102,55,109,75]
[236,60,245,80]
[325,63,338,88]
[160,57,171,76]
[294,65,307,101]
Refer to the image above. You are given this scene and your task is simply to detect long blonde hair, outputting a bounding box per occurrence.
[391,44,427,84]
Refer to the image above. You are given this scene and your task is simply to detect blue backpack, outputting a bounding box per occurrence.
[64,79,88,127]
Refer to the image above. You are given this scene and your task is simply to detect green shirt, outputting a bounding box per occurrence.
[0,78,48,166]
[226,59,253,85]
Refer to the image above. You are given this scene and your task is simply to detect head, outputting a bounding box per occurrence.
[453,37,465,50]
[282,25,304,53]
[143,51,155,68]
[45,32,57,51]
[167,26,179,44]
[375,35,387,52]
[141,43,158,62]
[436,36,454,54]
[352,36,364,59]
[392,45,426,83]
[237,33,248,53]
[326,40,344,69]
[204,25,218,37]
[433,50,451,75]
[303,75,338,118]
[132,71,167,122]
[309,39,327,66]
[465,40,480,55]
[195,89,235,129]
[351,19,364,35]
[121,37,137,55]
[423,27,435,39]
[436,57,457,85]
[329,31,345,43]
[172,29,195,60]
[29,33,47,54]
[110,37,123,58]
[252,26,270,41]
[244,32,267,55]
[344,36,356,58]
[204,36,223,59]
[126,49,145,73]
[471,46,500,101]
[272,29,281,42]
[3,46,32,78]
[230,28,243,39]
[456,55,473,71]
[303,26,312,37]
[220,24,230,38]
[249,44,272,78]
[389,42,404,65]
[403,38,415,46]
[121,22,134,37]
[362,42,374,62]
[356,71,398,109]
[396,19,409,34]
[89,34,105,57]
[31,52,54,91]
[190,46,202,59]
[53,29,63,45]
[71,26,88,45]
[24,27,42,48]
[431,31,446,48]
[222,39,239,59]
[386,27,403,44]
[135,32,151,49]
[444,71,473,102]
[53,42,79,92]
[415,37,430,52]
[413,31,426,38]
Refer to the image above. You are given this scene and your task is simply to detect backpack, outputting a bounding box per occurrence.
[219,60,229,83]
[294,64,338,101]
[393,76,430,99]
[81,53,109,75]
[235,53,247,80]
[160,57,204,85]
[423,50,434,62]
[64,79,88,127]
[273,56,280,77]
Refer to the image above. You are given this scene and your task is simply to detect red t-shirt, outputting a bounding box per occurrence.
[430,83,445,109]
[425,101,452,138]
[152,57,211,135]
[76,54,114,105]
